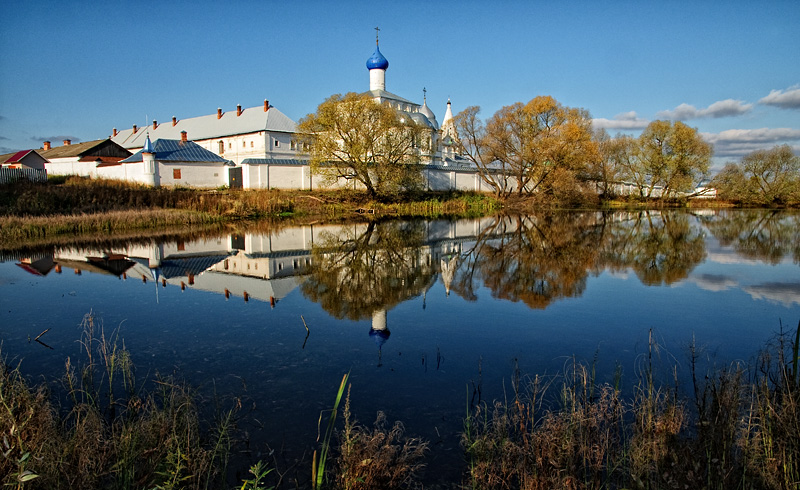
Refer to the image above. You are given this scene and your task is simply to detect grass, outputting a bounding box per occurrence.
[333,386,428,490]
[0,312,236,489]
[463,323,800,490]
[3,311,798,489]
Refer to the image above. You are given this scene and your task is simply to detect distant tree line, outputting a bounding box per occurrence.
[298,92,798,205]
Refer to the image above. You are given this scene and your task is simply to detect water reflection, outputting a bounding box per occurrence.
[7,210,799,316]
[701,209,800,265]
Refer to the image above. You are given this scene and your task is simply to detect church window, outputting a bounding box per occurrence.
[250,141,254,148]
[243,141,246,148]
[291,140,296,150]
[218,141,224,154]
[228,142,232,149]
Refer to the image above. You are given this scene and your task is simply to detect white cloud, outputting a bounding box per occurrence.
[592,111,650,130]
[701,128,800,158]
[657,99,753,120]
[759,85,800,109]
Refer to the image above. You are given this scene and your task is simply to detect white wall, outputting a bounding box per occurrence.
[158,162,227,188]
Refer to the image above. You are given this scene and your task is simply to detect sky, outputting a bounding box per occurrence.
[1,0,798,172]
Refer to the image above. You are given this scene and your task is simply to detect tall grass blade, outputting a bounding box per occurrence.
[313,372,349,490]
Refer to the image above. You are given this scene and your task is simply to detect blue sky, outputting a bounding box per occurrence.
[1,0,798,171]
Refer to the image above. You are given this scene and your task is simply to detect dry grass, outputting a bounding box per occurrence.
[333,387,429,490]
[463,325,800,490]
[0,312,236,489]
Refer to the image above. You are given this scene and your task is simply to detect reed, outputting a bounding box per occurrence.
[313,373,349,490]
[463,323,800,490]
[0,311,240,489]
[333,386,428,490]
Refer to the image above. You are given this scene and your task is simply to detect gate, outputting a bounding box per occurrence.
[228,167,243,189]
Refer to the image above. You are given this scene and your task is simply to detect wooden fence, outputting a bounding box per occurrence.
[0,167,47,184]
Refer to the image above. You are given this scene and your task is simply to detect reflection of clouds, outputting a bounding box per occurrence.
[691,274,739,292]
[705,251,760,265]
[744,283,800,307]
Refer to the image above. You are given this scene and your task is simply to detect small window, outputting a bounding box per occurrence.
[177,241,185,251]
[250,141,254,148]
[173,168,181,179]
[274,139,280,148]
[242,141,246,148]
[228,142,232,149]
[218,141,224,154]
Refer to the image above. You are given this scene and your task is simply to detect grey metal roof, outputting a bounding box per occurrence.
[111,104,298,150]
[240,158,309,166]
[120,139,230,163]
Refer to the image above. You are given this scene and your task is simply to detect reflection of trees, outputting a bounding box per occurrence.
[701,210,800,265]
[300,221,436,320]
[453,213,605,309]
[599,211,706,285]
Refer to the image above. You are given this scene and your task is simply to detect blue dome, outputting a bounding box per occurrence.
[366,45,389,70]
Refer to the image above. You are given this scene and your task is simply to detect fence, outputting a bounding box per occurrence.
[0,167,48,184]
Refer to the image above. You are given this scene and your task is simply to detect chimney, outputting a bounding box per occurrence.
[112,128,117,137]
[172,116,177,126]
[264,99,269,112]
[237,104,242,116]
[43,141,51,151]
[152,120,157,130]
[217,108,222,119]
[63,139,71,146]
[133,124,138,133]
[181,131,188,143]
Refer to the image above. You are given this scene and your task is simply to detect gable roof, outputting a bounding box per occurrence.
[38,139,131,161]
[3,150,35,163]
[120,139,231,164]
[111,103,298,150]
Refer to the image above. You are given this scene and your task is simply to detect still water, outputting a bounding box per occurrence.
[1,209,799,484]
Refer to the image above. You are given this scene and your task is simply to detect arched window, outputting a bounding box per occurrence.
[218,141,224,154]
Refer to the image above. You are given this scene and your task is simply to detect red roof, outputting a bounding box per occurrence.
[4,150,32,163]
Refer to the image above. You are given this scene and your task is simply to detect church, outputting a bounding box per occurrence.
[99,35,489,191]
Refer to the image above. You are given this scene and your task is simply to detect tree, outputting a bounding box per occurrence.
[636,120,712,198]
[740,145,800,204]
[453,96,597,198]
[712,145,800,204]
[592,130,635,197]
[298,93,427,198]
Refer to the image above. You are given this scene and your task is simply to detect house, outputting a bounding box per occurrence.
[114,133,233,188]
[110,100,299,166]
[0,149,47,170]
[41,139,132,177]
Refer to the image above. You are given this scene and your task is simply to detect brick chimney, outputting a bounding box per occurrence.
[264,99,269,112]
[63,139,71,146]
[43,141,51,151]
[152,120,158,130]
[181,131,188,143]
[133,124,138,133]
[172,116,177,126]
[112,128,117,137]
[237,104,242,116]
[217,108,222,119]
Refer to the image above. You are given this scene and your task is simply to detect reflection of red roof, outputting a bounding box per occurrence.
[4,150,31,163]
[15,262,44,276]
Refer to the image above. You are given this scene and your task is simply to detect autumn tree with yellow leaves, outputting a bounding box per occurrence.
[298,93,428,198]
[453,96,598,200]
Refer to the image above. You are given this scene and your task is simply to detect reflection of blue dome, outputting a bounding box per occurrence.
[369,328,391,348]
[366,45,389,70]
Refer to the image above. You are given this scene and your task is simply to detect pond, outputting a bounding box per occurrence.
[1,209,799,486]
